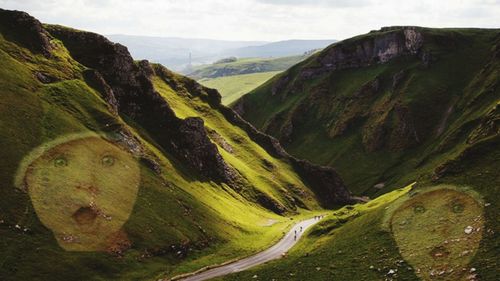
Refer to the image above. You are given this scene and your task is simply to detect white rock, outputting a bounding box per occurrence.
[464,226,473,234]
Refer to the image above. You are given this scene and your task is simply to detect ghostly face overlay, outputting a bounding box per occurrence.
[390,189,484,280]
[25,136,140,251]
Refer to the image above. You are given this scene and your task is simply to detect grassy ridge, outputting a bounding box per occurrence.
[237,28,499,196]
[0,20,322,281]
[189,56,305,79]
[226,27,500,280]
[190,55,314,105]
[221,150,499,281]
[199,71,280,105]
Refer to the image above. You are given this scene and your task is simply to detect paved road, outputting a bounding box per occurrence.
[178,217,322,281]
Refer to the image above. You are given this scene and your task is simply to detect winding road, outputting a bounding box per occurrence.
[177,216,322,281]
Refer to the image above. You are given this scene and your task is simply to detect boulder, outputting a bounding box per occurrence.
[0,9,53,57]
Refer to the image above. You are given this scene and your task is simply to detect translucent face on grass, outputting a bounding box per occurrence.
[23,136,140,251]
[390,189,484,280]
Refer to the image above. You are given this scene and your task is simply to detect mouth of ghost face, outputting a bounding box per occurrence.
[429,245,450,259]
[72,206,99,227]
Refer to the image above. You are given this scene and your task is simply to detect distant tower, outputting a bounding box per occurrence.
[186,51,193,73]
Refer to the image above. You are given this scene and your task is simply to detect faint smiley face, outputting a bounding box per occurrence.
[24,136,140,251]
[390,189,484,280]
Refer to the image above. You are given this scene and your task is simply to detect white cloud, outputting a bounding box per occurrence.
[0,0,498,41]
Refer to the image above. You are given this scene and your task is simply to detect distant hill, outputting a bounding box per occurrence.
[189,55,308,79]
[106,35,335,72]
[191,55,313,105]
[199,71,281,105]
[225,39,337,58]
[106,34,267,71]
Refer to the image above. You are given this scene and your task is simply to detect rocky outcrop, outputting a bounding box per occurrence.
[218,106,290,158]
[467,104,499,144]
[316,26,423,73]
[83,69,119,114]
[362,113,390,152]
[269,27,424,96]
[218,105,356,207]
[45,25,234,183]
[176,118,237,181]
[254,191,286,215]
[392,70,407,91]
[388,103,420,150]
[0,9,53,57]
[10,15,354,208]
[232,98,246,116]
[154,64,222,107]
[291,159,355,207]
[207,129,234,153]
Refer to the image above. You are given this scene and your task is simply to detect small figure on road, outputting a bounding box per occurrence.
[300,226,303,232]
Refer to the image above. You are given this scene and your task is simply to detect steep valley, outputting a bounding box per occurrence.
[0,8,499,281]
[0,9,350,281]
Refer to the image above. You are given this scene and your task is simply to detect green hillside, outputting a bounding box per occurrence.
[228,26,500,280]
[2,9,498,281]
[222,169,499,281]
[0,9,351,281]
[235,26,500,196]
[191,56,310,105]
[199,71,280,105]
[188,56,307,79]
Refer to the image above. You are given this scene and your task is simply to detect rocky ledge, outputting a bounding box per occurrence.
[219,105,357,207]
[43,23,235,183]
[303,26,425,79]
[0,9,53,57]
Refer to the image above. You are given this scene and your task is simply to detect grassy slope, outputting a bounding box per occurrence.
[225,27,500,280]
[191,55,308,105]
[222,148,499,281]
[199,71,280,105]
[237,28,499,196]
[219,184,417,281]
[0,25,322,280]
[189,56,304,79]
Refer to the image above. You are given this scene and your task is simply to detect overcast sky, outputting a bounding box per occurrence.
[1,0,499,41]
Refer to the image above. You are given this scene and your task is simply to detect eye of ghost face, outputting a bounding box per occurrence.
[413,204,426,214]
[451,200,465,213]
[53,155,68,167]
[101,155,115,167]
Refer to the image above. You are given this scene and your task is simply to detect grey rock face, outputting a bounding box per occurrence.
[218,106,356,207]
[45,25,234,183]
[0,8,53,57]
[302,27,424,80]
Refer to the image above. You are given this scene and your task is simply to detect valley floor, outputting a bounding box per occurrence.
[174,216,324,281]
[199,71,280,105]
